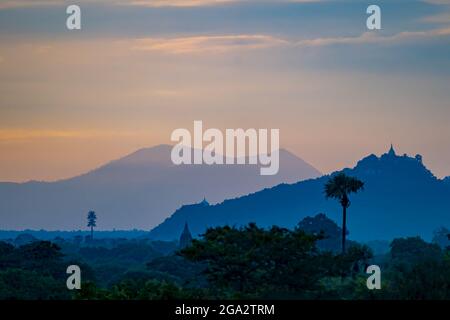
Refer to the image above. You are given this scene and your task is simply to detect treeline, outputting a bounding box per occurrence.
[76,223,449,300]
[0,222,449,300]
[0,241,76,299]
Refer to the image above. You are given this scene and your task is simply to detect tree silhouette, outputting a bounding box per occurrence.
[87,211,97,240]
[325,173,364,254]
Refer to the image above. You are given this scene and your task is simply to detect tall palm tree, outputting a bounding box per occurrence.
[87,211,97,240]
[325,173,364,254]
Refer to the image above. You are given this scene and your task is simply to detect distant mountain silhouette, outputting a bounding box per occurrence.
[0,144,321,230]
[149,146,450,242]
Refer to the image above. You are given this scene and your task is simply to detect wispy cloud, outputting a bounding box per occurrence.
[296,27,450,47]
[422,0,450,4]
[0,129,139,142]
[130,27,450,55]
[0,0,320,9]
[132,34,288,53]
[0,129,87,142]
[126,0,236,7]
[124,0,319,7]
[0,0,64,9]
[422,12,450,24]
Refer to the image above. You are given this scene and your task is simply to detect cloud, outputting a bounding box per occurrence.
[422,13,450,24]
[0,129,86,142]
[130,27,450,55]
[124,0,319,7]
[0,1,65,9]
[422,0,450,4]
[295,27,450,47]
[126,0,235,7]
[0,129,139,142]
[132,34,288,53]
[0,0,320,9]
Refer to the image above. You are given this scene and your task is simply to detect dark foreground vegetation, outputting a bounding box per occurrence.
[0,217,448,300]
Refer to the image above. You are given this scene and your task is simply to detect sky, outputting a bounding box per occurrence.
[0,0,449,182]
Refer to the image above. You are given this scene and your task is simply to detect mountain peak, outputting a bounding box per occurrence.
[0,144,321,230]
[353,146,434,180]
[113,144,173,166]
[149,147,449,241]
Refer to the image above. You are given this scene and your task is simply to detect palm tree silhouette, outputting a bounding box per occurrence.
[325,173,364,254]
[87,211,97,240]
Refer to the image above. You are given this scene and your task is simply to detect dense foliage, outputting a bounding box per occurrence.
[0,220,448,300]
